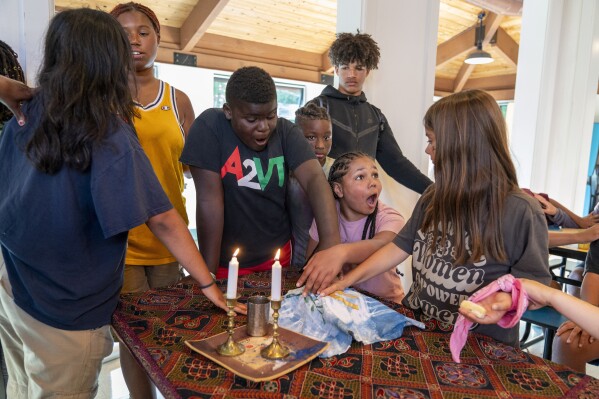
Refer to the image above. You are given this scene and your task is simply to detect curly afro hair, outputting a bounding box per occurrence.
[225,66,276,104]
[295,102,330,125]
[328,32,380,70]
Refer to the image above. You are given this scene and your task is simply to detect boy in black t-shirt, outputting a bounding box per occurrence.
[181,66,340,277]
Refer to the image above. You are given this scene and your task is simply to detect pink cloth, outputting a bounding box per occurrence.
[449,274,529,363]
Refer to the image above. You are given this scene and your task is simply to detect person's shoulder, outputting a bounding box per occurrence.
[506,190,544,215]
[369,103,384,114]
[191,108,228,135]
[91,119,142,171]
[275,117,304,142]
[319,85,337,98]
[376,201,404,220]
[377,200,395,213]
[276,116,296,131]
[103,119,138,150]
[170,84,193,110]
[310,85,342,104]
[197,107,225,122]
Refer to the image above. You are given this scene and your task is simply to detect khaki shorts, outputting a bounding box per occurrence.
[0,265,113,399]
[121,262,183,294]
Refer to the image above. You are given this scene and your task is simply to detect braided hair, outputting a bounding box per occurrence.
[328,151,379,240]
[0,40,25,124]
[110,2,161,36]
[295,102,330,125]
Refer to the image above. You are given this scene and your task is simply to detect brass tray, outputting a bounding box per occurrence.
[185,325,328,382]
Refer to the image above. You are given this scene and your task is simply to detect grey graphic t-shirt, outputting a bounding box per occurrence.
[393,191,551,346]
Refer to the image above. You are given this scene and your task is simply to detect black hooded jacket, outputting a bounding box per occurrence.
[309,85,432,194]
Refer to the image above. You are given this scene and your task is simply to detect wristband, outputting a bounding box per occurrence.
[197,279,216,289]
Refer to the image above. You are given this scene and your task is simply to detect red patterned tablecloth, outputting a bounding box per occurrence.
[112,271,599,399]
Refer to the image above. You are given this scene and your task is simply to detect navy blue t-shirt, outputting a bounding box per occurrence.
[180,108,316,268]
[0,95,172,330]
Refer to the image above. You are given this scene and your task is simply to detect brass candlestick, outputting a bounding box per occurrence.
[216,297,245,356]
[261,299,289,359]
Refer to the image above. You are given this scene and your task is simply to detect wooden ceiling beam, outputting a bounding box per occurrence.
[494,27,519,67]
[436,74,517,100]
[436,26,476,67]
[437,11,506,67]
[463,0,523,16]
[195,33,322,68]
[435,88,514,101]
[156,27,325,83]
[453,63,476,92]
[453,12,504,92]
[463,73,516,90]
[322,50,333,74]
[161,28,323,69]
[156,47,321,83]
[180,0,230,52]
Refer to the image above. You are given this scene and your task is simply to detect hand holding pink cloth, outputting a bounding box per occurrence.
[449,274,529,363]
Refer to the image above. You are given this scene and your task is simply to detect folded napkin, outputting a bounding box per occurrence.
[278,288,425,358]
[450,274,529,363]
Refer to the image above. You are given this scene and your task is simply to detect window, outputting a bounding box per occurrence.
[275,84,304,122]
[213,76,228,108]
[213,75,305,122]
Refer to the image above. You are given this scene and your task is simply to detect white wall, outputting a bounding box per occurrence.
[0,0,53,85]
[357,0,440,219]
[511,0,599,213]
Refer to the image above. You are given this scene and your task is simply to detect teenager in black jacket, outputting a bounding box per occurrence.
[309,32,432,194]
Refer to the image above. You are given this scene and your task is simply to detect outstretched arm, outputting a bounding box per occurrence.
[376,117,432,194]
[294,159,341,293]
[147,208,245,314]
[318,242,410,296]
[303,230,397,286]
[459,278,599,340]
[548,197,599,228]
[0,75,33,125]
[548,225,599,247]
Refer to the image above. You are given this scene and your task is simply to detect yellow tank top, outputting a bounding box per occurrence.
[126,81,189,265]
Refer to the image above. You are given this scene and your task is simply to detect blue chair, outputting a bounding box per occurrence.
[520,307,568,359]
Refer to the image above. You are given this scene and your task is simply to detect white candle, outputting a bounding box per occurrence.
[226,248,240,299]
[271,249,282,301]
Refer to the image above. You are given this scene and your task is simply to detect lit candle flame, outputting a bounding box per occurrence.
[274,249,280,261]
[233,248,240,257]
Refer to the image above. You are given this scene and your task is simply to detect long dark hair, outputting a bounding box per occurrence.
[421,89,519,264]
[26,8,136,174]
[328,151,379,240]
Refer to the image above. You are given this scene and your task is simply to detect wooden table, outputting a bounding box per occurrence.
[112,271,599,399]
[548,227,590,263]
[549,243,588,262]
